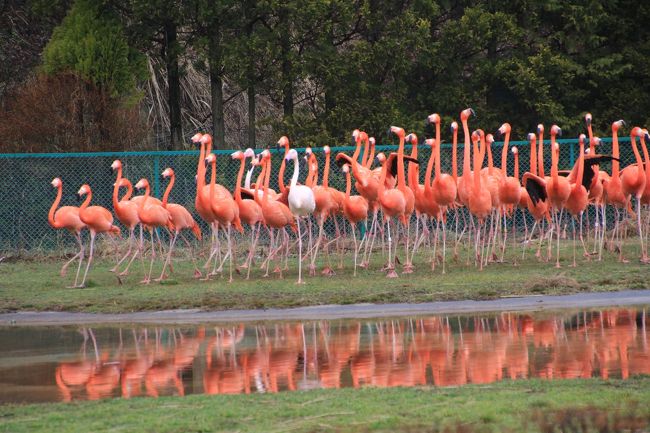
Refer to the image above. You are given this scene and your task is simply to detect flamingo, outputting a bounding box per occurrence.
[340,163,369,276]
[603,120,630,261]
[232,149,265,279]
[467,122,492,270]
[457,108,476,208]
[160,167,202,280]
[496,123,521,262]
[255,150,295,277]
[427,113,457,272]
[322,145,346,270]
[584,114,606,254]
[205,152,243,282]
[110,160,141,275]
[388,126,416,273]
[286,148,316,284]
[523,131,550,261]
[134,179,172,284]
[565,134,590,267]
[621,126,648,262]
[49,178,86,287]
[77,184,120,287]
[193,133,220,272]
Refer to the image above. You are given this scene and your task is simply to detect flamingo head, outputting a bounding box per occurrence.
[460,108,475,121]
[77,184,91,197]
[643,129,650,141]
[191,132,204,143]
[405,133,418,145]
[285,148,298,161]
[426,113,441,125]
[471,130,479,143]
[369,137,376,147]
[244,148,255,159]
[631,126,644,137]
[537,124,544,135]
[134,179,149,190]
[424,138,435,147]
[161,168,174,178]
[51,177,62,188]
[550,125,562,137]
[553,142,560,152]
[231,150,245,160]
[486,133,495,145]
[261,149,271,161]
[578,134,586,146]
[585,113,592,126]
[388,126,405,138]
[111,160,122,171]
[277,136,290,151]
[341,164,350,174]
[612,119,625,132]
[199,134,212,146]
[205,153,216,166]
[527,132,536,143]
[251,155,261,167]
[590,136,602,147]
[585,148,591,155]
[450,121,458,133]
[375,152,386,164]
[352,129,360,146]
[323,145,331,155]
[117,178,130,188]
[496,123,511,138]
[511,146,518,155]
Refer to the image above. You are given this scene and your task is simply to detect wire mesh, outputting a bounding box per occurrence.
[0,136,635,255]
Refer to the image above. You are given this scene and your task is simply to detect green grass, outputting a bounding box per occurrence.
[1,378,650,432]
[1,238,648,313]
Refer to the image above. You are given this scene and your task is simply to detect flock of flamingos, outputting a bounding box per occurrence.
[53,309,649,400]
[48,108,650,287]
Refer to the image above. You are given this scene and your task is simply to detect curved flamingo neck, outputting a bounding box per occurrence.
[529,138,538,176]
[245,163,255,189]
[397,133,406,188]
[264,157,272,203]
[112,171,121,211]
[587,125,594,151]
[197,141,207,189]
[366,143,375,169]
[631,134,644,168]
[48,184,63,228]
[461,119,471,183]
[424,146,435,193]
[162,173,175,208]
[538,131,545,178]
[576,140,585,187]
[209,159,216,206]
[352,136,362,162]
[378,158,388,196]
[473,134,482,191]
[409,140,419,190]
[550,135,559,182]
[484,136,494,175]
[612,129,620,178]
[360,134,369,167]
[323,151,331,188]
[452,128,458,181]
[254,159,265,204]
[345,169,351,199]
[290,157,300,188]
[514,152,519,181]
[640,135,650,176]
[234,158,245,203]
[501,132,510,173]
[122,179,133,200]
[306,154,317,187]
[80,189,92,213]
[138,185,150,212]
[278,143,290,193]
[434,122,441,179]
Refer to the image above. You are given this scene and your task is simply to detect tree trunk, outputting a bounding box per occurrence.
[209,32,225,148]
[279,6,293,120]
[247,85,256,148]
[164,20,182,150]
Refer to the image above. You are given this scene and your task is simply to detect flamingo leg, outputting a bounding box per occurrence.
[79,231,96,288]
[386,218,398,278]
[142,229,156,284]
[179,233,202,278]
[441,212,447,274]
[571,218,577,267]
[111,228,134,273]
[296,217,304,284]
[61,231,83,279]
[351,223,358,277]
[156,231,178,282]
[68,232,85,288]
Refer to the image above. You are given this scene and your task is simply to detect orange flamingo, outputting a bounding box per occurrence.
[496,123,521,262]
[77,184,120,287]
[565,134,590,267]
[388,126,416,273]
[341,163,369,276]
[110,160,141,275]
[232,149,265,279]
[467,122,492,270]
[621,126,648,262]
[310,145,339,276]
[134,178,172,284]
[603,120,630,261]
[457,108,476,207]
[160,167,202,280]
[523,131,550,261]
[255,150,295,277]
[49,177,86,287]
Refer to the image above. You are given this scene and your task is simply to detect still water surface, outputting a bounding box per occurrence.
[1,307,649,403]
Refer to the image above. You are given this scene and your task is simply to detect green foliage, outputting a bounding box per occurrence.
[42,0,146,97]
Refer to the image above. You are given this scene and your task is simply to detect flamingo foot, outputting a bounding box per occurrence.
[238,263,249,269]
[308,264,316,276]
[386,269,399,278]
[358,261,369,269]
[402,263,414,274]
[321,267,336,277]
[273,266,282,274]
[193,269,202,279]
[118,270,130,277]
[295,279,305,285]
[139,279,151,285]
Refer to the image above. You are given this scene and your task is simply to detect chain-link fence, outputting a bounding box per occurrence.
[0,136,634,255]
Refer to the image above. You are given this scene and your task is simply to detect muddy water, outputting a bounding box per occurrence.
[1,307,649,403]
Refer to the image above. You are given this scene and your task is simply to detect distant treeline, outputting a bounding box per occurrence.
[1,0,649,152]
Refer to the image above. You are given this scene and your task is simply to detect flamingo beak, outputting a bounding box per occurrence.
[494,129,503,140]
[620,119,626,127]
[585,116,592,126]
[469,108,476,117]
[557,127,562,137]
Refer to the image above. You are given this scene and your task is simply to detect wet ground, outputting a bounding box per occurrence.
[1,305,649,403]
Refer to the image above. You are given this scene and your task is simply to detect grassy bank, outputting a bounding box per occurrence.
[1,378,650,432]
[1,242,649,313]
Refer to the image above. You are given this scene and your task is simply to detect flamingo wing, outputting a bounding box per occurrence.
[523,173,547,206]
[584,155,619,192]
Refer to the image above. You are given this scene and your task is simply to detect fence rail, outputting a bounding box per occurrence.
[0,136,633,254]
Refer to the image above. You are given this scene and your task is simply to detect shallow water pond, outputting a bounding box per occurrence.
[1,307,649,403]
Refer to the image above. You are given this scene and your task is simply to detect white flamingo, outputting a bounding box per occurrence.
[286,148,316,284]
